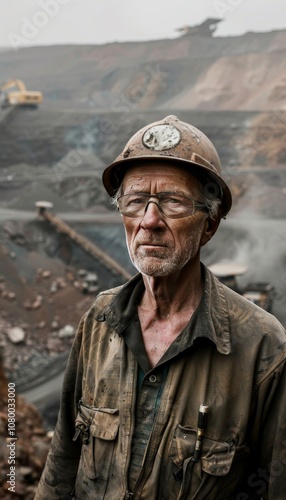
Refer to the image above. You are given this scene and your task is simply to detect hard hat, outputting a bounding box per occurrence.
[102,115,232,216]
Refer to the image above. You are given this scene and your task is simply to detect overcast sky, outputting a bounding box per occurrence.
[1,0,286,49]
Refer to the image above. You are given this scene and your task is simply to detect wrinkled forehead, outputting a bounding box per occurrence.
[121,162,204,195]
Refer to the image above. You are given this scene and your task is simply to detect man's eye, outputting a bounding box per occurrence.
[162,197,182,205]
[127,196,145,205]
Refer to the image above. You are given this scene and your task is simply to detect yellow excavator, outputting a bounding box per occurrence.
[0,78,43,107]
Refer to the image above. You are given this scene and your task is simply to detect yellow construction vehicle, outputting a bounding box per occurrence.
[0,78,43,107]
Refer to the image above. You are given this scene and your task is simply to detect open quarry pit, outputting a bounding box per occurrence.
[1,26,286,496]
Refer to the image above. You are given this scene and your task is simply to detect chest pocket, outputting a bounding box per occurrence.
[171,424,236,476]
[165,424,245,500]
[74,401,119,481]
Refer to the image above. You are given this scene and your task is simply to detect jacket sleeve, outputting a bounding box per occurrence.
[34,314,86,499]
[250,351,286,500]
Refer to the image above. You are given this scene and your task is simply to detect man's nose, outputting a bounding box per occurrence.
[140,201,165,228]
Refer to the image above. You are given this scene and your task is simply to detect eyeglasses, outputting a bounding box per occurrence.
[117,192,207,219]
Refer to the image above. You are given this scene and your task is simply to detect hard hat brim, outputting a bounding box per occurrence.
[102,155,232,217]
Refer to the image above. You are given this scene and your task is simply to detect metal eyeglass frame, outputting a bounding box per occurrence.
[117,192,207,219]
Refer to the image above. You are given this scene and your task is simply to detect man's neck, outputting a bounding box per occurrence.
[139,262,203,320]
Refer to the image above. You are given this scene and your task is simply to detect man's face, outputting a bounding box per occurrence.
[121,163,217,277]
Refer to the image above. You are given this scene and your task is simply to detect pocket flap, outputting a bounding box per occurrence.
[90,408,119,441]
[201,441,235,476]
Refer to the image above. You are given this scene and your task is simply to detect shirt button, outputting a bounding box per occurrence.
[149,375,157,383]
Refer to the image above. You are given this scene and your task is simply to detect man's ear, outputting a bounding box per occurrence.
[200,215,221,247]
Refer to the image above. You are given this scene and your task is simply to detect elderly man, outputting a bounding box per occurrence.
[35,115,286,499]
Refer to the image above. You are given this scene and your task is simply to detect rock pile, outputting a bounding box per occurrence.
[0,239,93,385]
[0,353,51,499]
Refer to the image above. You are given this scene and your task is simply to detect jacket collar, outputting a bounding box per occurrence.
[192,265,231,355]
[102,264,231,356]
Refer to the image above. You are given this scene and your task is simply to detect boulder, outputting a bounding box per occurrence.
[58,324,75,338]
[6,327,25,344]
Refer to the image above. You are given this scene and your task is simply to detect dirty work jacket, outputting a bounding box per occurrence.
[35,266,286,500]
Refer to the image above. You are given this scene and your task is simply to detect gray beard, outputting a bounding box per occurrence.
[129,248,194,277]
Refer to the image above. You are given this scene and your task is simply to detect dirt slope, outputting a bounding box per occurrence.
[1,28,286,112]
